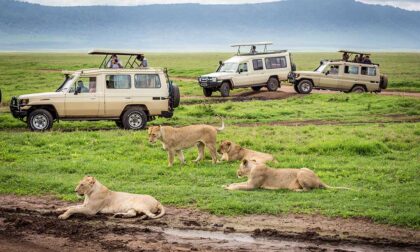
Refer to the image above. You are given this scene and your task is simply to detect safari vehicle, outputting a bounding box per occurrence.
[10,50,180,131]
[288,50,388,94]
[198,42,294,97]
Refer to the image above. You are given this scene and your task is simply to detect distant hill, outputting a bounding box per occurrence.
[1,0,420,51]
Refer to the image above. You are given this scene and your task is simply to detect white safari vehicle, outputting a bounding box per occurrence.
[10,50,180,131]
[198,42,294,97]
[288,50,388,94]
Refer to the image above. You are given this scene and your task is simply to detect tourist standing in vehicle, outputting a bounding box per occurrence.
[342,52,349,61]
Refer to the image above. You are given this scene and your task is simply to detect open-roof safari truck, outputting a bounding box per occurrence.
[288,50,388,94]
[10,50,180,131]
[198,42,296,97]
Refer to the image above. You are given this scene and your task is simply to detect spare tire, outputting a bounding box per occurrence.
[380,75,388,89]
[169,81,180,109]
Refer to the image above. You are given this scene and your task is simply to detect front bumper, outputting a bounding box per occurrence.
[10,97,27,118]
[198,77,222,88]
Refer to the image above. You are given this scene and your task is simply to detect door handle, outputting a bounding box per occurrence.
[125,97,131,99]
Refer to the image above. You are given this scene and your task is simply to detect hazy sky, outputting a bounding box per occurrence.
[18,0,420,11]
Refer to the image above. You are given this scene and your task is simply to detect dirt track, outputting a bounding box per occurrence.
[0,195,419,252]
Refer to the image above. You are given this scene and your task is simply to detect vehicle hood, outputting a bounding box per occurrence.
[294,71,321,75]
[19,92,63,100]
[200,72,234,78]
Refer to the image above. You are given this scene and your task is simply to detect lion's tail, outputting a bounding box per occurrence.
[216,117,225,132]
[151,203,165,219]
[320,183,352,190]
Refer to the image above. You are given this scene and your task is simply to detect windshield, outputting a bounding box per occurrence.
[56,75,75,92]
[217,62,238,73]
[315,63,328,72]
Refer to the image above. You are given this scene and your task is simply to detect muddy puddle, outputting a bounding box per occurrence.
[0,195,419,252]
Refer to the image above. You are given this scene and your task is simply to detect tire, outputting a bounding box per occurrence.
[351,85,366,93]
[122,108,147,130]
[251,86,262,91]
[293,84,300,93]
[380,75,388,89]
[170,84,180,108]
[219,82,230,97]
[203,88,212,97]
[266,77,279,91]
[297,80,313,94]
[27,109,53,131]
[115,120,124,129]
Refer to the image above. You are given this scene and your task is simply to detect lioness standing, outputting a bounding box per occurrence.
[224,159,350,191]
[148,119,224,166]
[58,176,165,220]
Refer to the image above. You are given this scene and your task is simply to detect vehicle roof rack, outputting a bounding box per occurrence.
[338,50,371,56]
[88,49,145,69]
[231,41,273,55]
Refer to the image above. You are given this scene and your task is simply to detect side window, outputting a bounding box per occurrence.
[361,66,376,76]
[238,63,248,73]
[344,65,359,75]
[106,75,131,89]
[327,65,339,75]
[69,77,96,93]
[135,74,161,88]
[265,56,287,69]
[252,59,264,71]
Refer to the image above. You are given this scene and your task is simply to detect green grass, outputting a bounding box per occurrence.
[0,123,418,228]
[0,52,419,229]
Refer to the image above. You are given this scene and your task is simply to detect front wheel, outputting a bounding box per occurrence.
[115,120,124,129]
[266,77,279,91]
[297,80,313,94]
[293,84,300,93]
[203,88,212,97]
[122,109,147,130]
[219,82,230,97]
[27,109,53,131]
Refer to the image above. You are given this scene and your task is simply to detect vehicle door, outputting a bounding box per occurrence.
[251,58,266,85]
[264,56,289,81]
[319,64,341,89]
[360,66,379,91]
[342,64,360,90]
[232,62,251,87]
[104,74,132,117]
[64,76,100,117]
[132,73,168,114]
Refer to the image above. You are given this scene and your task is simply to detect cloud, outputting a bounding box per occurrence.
[18,0,282,6]
[355,0,420,11]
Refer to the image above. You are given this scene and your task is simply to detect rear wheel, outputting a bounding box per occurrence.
[297,80,313,94]
[351,85,366,93]
[122,108,147,130]
[203,88,212,97]
[219,82,230,97]
[266,77,279,91]
[27,109,53,131]
[251,86,262,92]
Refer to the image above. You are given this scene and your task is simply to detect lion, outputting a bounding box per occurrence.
[223,159,350,191]
[148,119,224,167]
[218,140,274,164]
[58,176,165,220]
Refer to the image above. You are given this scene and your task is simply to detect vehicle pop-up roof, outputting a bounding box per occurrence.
[230,42,286,55]
[88,49,145,69]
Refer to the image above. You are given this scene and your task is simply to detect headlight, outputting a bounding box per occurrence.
[295,74,300,78]
[20,99,29,106]
[211,77,217,82]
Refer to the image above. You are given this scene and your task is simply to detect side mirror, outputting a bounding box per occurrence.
[238,69,243,74]
[325,71,330,75]
[74,86,82,95]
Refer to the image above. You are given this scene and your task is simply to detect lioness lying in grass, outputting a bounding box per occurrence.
[58,176,165,220]
[224,159,350,191]
[218,140,274,164]
[148,119,224,166]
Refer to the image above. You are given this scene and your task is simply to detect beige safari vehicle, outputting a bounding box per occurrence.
[10,50,180,131]
[198,42,295,97]
[288,50,388,94]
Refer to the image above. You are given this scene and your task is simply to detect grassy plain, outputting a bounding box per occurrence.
[0,52,419,228]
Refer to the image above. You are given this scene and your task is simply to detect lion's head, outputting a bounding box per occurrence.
[236,159,256,178]
[75,176,96,196]
[218,140,233,154]
[148,126,162,143]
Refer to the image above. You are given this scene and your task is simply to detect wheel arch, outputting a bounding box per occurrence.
[120,104,150,118]
[28,105,59,120]
[221,79,233,89]
[350,84,367,92]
